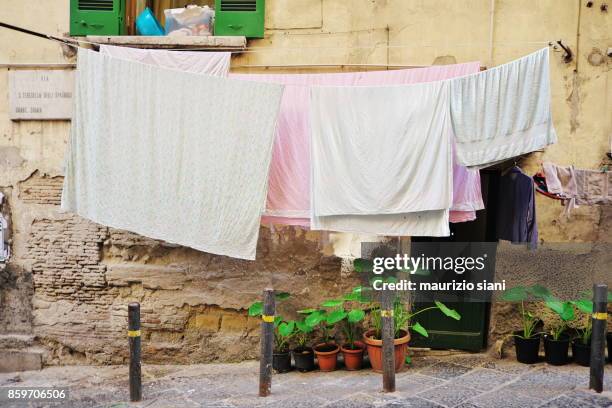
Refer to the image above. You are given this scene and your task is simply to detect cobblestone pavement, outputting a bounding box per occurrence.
[1,353,612,408]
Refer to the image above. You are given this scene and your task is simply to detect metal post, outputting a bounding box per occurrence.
[128,302,142,402]
[381,289,395,392]
[590,284,608,393]
[259,288,275,397]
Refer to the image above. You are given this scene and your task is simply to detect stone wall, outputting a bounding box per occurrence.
[0,0,610,366]
[22,198,347,364]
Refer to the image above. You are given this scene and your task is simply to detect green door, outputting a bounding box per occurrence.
[409,172,500,351]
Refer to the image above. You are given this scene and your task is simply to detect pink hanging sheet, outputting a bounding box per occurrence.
[231,63,484,227]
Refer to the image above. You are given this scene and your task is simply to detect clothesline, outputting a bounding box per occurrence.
[0,22,560,53]
[100,41,561,53]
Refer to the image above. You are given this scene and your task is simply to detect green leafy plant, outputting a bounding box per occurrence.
[369,297,461,340]
[274,319,295,352]
[342,309,366,349]
[299,291,367,347]
[572,298,593,345]
[294,308,319,349]
[338,287,368,349]
[355,257,461,340]
[542,297,575,340]
[248,292,294,352]
[304,300,343,345]
[501,285,548,339]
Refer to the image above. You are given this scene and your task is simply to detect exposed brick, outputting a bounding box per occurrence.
[18,172,64,205]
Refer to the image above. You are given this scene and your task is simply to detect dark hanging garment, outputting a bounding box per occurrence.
[496,166,538,249]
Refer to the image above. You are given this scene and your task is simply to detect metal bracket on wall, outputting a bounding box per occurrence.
[556,40,574,63]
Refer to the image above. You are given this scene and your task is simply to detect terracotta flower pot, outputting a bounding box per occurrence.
[314,342,340,372]
[341,341,366,371]
[363,329,410,373]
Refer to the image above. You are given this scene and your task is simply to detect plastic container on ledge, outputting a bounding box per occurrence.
[164,5,214,37]
[135,8,164,36]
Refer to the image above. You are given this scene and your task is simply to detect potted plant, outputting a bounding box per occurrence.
[542,297,575,366]
[248,292,294,373]
[305,300,345,372]
[363,296,461,373]
[292,315,316,372]
[340,289,367,370]
[571,298,593,366]
[576,291,612,364]
[502,285,545,364]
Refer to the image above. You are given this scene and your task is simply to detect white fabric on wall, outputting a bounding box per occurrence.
[450,47,557,168]
[62,49,283,260]
[99,45,231,76]
[309,81,452,236]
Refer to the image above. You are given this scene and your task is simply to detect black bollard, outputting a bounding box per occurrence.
[589,284,608,393]
[128,302,142,402]
[259,289,275,397]
[381,289,395,393]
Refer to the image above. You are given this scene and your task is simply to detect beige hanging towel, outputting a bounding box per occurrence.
[450,47,557,168]
[575,169,612,205]
[61,49,284,260]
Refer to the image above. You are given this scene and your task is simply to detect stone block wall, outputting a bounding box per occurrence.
[20,198,348,365]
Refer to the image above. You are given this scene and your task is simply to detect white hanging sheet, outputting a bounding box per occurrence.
[309,80,452,236]
[61,49,283,260]
[450,47,557,169]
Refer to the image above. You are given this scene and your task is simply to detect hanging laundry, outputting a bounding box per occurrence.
[231,62,484,228]
[496,167,538,249]
[575,169,611,205]
[61,49,283,260]
[534,172,564,201]
[542,162,577,198]
[449,147,483,222]
[309,80,452,236]
[450,47,557,169]
[99,45,231,76]
[542,162,578,215]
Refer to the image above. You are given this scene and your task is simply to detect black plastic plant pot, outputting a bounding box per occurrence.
[273,350,292,373]
[572,340,591,367]
[292,347,315,372]
[607,333,612,364]
[544,334,570,366]
[514,331,540,364]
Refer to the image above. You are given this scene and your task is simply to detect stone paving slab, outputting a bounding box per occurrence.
[450,368,514,391]
[0,353,611,407]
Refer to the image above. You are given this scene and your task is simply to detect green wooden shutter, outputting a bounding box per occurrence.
[70,0,126,36]
[214,0,265,38]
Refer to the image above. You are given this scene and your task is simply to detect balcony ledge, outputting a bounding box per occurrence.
[84,35,247,51]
